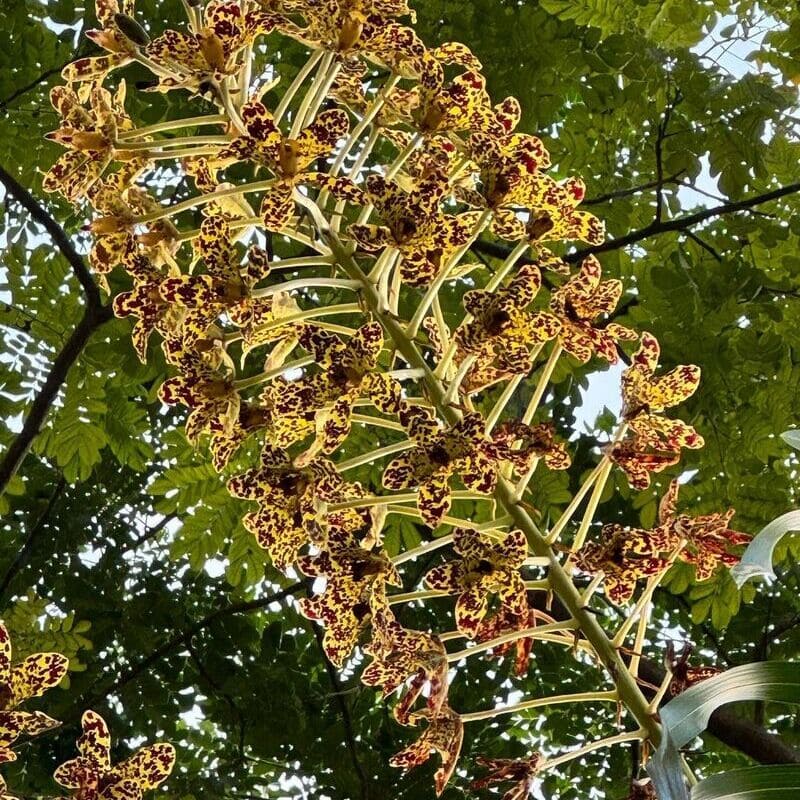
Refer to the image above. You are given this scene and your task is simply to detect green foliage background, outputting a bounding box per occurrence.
[1,1,800,798]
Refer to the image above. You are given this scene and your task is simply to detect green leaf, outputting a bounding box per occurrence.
[648,662,800,800]
[692,766,800,800]
[730,510,800,587]
[780,429,800,450]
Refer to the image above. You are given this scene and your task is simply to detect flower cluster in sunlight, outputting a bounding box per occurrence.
[38,0,753,796]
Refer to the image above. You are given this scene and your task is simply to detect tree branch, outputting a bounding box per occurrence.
[0,303,112,495]
[654,91,682,223]
[309,622,370,800]
[0,164,101,305]
[0,25,86,113]
[568,180,800,263]
[0,64,67,113]
[0,475,67,602]
[582,172,685,207]
[67,582,304,722]
[636,658,800,765]
[0,164,112,495]
[472,181,800,266]
[535,595,800,765]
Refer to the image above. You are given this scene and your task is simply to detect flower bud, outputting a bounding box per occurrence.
[113,13,151,47]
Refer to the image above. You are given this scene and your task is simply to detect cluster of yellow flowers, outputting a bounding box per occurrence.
[42,1,750,795]
[0,621,174,799]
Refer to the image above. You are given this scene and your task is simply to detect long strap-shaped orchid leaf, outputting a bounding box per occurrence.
[730,510,800,588]
[692,765,800,800]
[648,662,800,800]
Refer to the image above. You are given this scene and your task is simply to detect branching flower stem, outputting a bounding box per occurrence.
[388,581,548,607]
[485,375,525,433]
[460,690,618,723]
[544,459,609,545]
[251,277,361,299]
[647,667,674,714]
[443,355,477,405]
[134,180,277,223]
[386,506,510,537]
[447,620,580,664]
[145,146,229,161]
[274,50,325,124]
[611,539,686,648]
[387,588,450,605]
[232,357,313,390]
[115,135,231,150]
[117,115,229,139]
[333,76,400,175]
[521,343,563,425]
[568,423,627,555]
[406,210,493,340]
[629,594,652,680]
[540,729,646,771]
[328,234,663,747]
[290,51,336,138]
[243,303,363,337]
[391,533,455,565]
[569,459,613,553]
[336,440,415,472]
[349,414,405,433]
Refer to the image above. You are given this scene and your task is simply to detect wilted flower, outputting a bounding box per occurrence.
[650,480,750,580]
[362,610,449,724]
[667,643,721,697]
[390,705,464,796]
[607,436,682,491]
[486,420,571,474]
[474,607,556,678]
[472,753,543,800]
